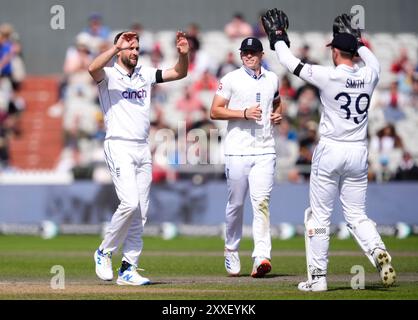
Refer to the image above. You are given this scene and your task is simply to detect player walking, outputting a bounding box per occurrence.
[262,9,396,291]
[88,31,189,285]
[210,37,282,277]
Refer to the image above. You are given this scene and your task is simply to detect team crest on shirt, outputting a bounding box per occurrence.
[138,73,146,82]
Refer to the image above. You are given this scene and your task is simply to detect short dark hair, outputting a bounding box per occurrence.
[339,50,355,60]
[113,31,139,45]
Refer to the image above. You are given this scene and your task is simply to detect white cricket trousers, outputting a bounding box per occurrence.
[308,139,385,274]
[224,154,276,259]
[99,138,152,267]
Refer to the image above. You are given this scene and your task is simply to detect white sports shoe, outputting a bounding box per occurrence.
[372,248,396,287]
[224,250,240,276]
[116,265,151,286]
[298,276,328,292]
[94,249,113,281]
[251,257,272,278]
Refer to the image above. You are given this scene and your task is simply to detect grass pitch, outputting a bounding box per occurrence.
[0,235,417,300]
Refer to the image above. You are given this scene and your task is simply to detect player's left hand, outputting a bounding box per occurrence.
[270,112,283,125]
[176,31,189,55]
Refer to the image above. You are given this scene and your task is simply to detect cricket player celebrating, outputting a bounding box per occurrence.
[210,37,282,278]
[88,31,189,285]
[261,9,396,291]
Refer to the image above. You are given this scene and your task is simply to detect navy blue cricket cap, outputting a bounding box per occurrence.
[239,37,263,52]
[326,33,358,54]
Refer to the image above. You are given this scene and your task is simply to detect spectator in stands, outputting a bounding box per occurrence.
[216,51,239,79]
[224,13,253,39]
[252,11,267,38]
[279,75,296,101]
[298,44,318,65]
[61,30,100,173]
[381,81,407,123]
[0,24,16,79]
[294,86,320,132]
[78,13,111,55]
[397,62,416,95]
[63,33,93,75]
[274,116,298,176]
[410,73,418,111]
[192,69,218,92]
[0,23,24,88]
[369,124,405,183]
[0,123,10,169]
[176,86,206,129]
[84,12,110,41]
[288,121,318,183]
[0,83,24,169]
[130,22,154,56]
[186,35,211,81]
[0,24,22,112]
[391,48,409,74]
[186,23,201,39]
[370,124,404,154]
[393,151,418,181]
[149,44,164,68]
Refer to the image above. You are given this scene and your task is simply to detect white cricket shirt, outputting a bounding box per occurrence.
[216,66,279,155]
[275,42,380,145]
[97,62,157,141]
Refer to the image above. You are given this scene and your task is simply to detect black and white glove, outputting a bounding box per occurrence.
[261,8,290,50]
[333,13,364,48]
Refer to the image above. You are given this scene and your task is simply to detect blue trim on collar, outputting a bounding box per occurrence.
[242,66,264,80]
[114,62,141,77]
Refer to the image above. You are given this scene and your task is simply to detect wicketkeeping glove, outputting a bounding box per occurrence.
[333,13,364,47]
[261,8,290,50]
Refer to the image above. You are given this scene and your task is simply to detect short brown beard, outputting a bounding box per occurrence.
[121,55,137,70]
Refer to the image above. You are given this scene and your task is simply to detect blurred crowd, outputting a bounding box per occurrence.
[0,23,26,170]
[2,12,418,183]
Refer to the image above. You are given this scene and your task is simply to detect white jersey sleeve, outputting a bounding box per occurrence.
[99,66,111,83]
[143,66,157,85]
[216,73,233,101]
[358,46,380,78]
[274,41,330,90]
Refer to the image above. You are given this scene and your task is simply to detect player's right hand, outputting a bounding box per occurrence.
[176,31,189,55]
[261,8,290,49]
[246,105,262,121]
[115,32,138,52]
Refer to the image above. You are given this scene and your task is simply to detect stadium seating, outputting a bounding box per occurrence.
[5,31,418,184]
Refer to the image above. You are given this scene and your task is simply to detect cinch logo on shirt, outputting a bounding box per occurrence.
[122,89,147,99]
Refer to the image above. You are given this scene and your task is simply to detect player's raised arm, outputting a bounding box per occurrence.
[333,13,380,75]
[88,31,137,82]
[358,45,380,76]
[161,31,189,82]
[262,9,329,90]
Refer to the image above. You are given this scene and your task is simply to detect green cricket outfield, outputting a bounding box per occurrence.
[0,235,417,300]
